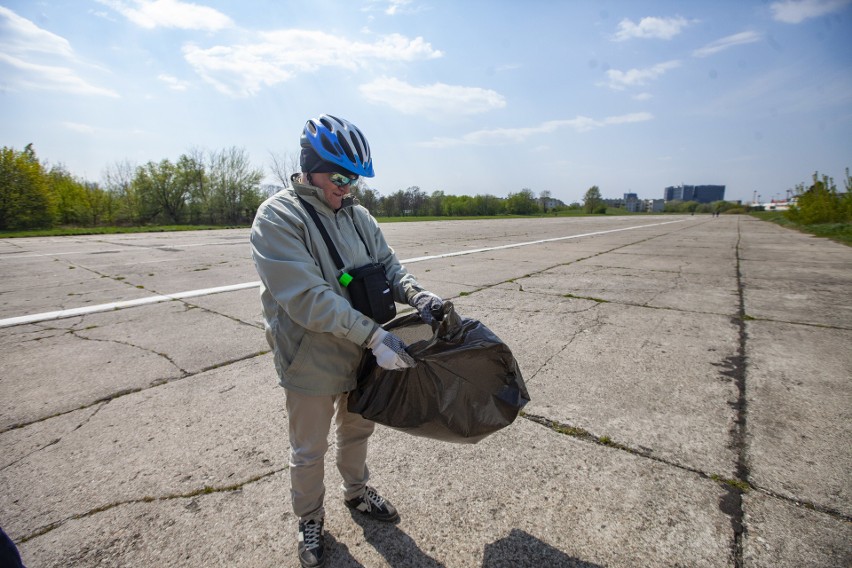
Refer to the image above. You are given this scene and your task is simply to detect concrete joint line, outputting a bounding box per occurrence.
[0,350,271,434]
[728,218,750,568]
[522,412,706,475]
[521,413,852,523]
[740,314,852,332]
[18,467,288,544]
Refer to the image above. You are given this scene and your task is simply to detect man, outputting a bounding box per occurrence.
[250,114,443,568]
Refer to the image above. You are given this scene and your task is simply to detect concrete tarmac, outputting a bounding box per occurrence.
[0,215,849,567]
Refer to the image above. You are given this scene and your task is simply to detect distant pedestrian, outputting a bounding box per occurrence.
[250,114,443,568]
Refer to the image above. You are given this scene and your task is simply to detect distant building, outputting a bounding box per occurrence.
[624,193,641,212]
[602,197,624,208]
[597,194,664,213]
[646,199,665,213]
[664,184,725,203]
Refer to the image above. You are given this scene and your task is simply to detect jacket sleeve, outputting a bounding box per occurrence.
[356,207,425,304]
[251,201,377,347]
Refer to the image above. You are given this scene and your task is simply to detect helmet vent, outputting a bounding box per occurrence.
[337,132,356,164]
[320,134,338,155]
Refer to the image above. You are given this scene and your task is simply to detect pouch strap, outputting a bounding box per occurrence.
[297,196,375,271]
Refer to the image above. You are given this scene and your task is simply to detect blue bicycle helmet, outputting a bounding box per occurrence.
[300,114,374,178]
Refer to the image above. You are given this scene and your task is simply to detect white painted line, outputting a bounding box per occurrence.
[7,241,244,259]
[401,220,684,263]
[0,282,261,328]
[0,219,684,328]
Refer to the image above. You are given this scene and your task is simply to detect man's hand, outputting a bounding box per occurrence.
[366,328,415,370]
[410,291,444,325]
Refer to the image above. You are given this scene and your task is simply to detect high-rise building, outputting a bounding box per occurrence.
[664,185,725,203]
[624,193,641,212]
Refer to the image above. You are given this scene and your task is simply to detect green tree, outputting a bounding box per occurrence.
[0,144,55,229]
[786,171,850,224]
[539,190,552,213]
[474,194,503,216]
[178,151,209,224]
[48,165,88,225]
[134,159,186,223]
[103,159,141,225]
[583,185,602,214]
[351,184,381,212]
[505,188,538,215]
[207,147,263,224]
[428,190,445,216]
[81,182,113,226]
[443,194,477,216]
[403,186,428,215]
[381,189,405,217]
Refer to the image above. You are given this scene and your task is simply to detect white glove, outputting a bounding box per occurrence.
[410,291,444,324]
[366,328,416,371]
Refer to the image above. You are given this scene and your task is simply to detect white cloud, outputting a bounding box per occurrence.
[420,113,653,148]
[0,53,119,97]
[359,77,505,115]
[63,121,98,134]
[184,31,442,97]
[496,63,521,72]
[361,0,418,16]
[0,7,118,97]
[613,16,691,41]
[386,0,413,15]
[0,6,75,59]
[157,73,190,90]
[770,0,851,23]
[605,60,681,90]
[633,92,653,101]
[95,0,233,30]
[693,31,763,57]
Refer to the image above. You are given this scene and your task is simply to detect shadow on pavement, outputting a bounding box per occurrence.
[344,511,446,567]
[340,513,602,568]
[482,528,604,567]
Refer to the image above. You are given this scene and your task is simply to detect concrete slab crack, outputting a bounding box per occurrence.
[68,329,189,376]
[0,350,270,434]
[17,467,287,544]
[727,217,750,568]
[527,310,603,382]
[0,402,107,472]
[71,401,109,433]
[0,437,61,473]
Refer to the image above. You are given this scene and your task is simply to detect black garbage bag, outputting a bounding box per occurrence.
[348,301,530,444]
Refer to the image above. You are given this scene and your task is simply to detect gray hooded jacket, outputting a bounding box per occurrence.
[250,178,424,395]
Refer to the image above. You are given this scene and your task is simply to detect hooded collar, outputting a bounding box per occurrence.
[291,174,356,216]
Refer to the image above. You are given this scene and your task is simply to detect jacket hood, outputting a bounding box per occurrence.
[291,175,356,214]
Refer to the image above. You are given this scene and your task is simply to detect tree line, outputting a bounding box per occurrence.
[4,143,846,232]
[350,186,565,217]
[0,145,575,230]
[1,144,264,230]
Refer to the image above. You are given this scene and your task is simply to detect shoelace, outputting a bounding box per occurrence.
[301,520,322,549]
[364,487,386,511]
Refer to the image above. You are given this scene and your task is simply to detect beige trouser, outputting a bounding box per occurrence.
[284,389,375,521]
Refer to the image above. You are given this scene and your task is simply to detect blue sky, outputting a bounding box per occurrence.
[1,0,851,205]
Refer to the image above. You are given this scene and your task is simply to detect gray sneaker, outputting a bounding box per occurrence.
[297,518,325,568]
[345,486,399,522]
